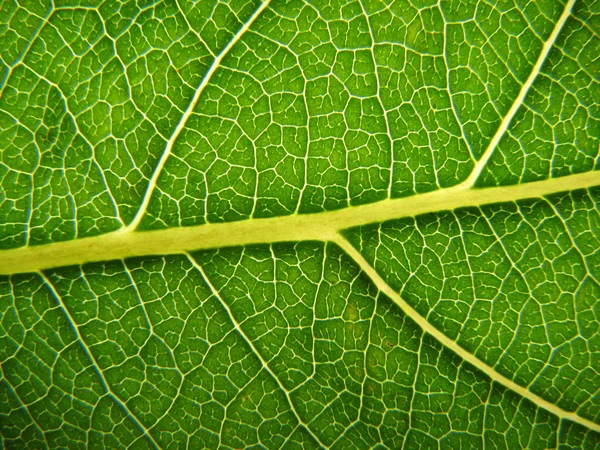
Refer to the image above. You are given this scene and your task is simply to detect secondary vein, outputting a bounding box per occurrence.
[461,0,577,188]
[126,0,272,231]
[186,253,329,448]
[38,272,161,450]
[330,234,600,433]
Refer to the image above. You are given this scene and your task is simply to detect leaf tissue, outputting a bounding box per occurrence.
[0,0,598,448]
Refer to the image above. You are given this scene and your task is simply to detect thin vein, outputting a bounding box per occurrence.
[0,7,53,99]
[17,64,125,227]
[545,198,600,286]
[461,0,577,188]
[1,171,597,275]
[38,272,161,450]
[0,366,49,449]
[357,0,395,198]
[126,0,272,231]
[441,12,475,162]
[185,252,329,449]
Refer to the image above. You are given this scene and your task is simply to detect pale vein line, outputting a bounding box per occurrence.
[328,271,379,449]
[0,366,49,448]
[545,198,600,286]
[126,0,272,231]
[330,234,600,433]
[2,0,596,439]
[185,253,328,449]
[442,16,475,162]
[24,67,125,227]
[3,279,50,448]
[357,0,395,198]
[0,7,53,99]
[402,320,423,450]
[1,171,598,275]
[38,272,161,450]
[461,0,576,188]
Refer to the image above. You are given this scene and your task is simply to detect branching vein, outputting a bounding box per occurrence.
[126,0,272,231]
[330,234,600,433]
[461,0,577,188]
[185,253,328,449]
[38,272,161,450]
[2,171,596,275]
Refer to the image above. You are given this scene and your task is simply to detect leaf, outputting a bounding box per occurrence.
[0,0,599,448]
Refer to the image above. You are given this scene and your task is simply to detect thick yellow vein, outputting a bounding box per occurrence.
[1,171,597,275]
[330,234,600,433]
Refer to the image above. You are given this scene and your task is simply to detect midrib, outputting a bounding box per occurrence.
[2,0,598,442]
[1,171,598,275]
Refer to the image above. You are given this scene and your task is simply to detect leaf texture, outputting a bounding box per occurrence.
[0,0,599,448]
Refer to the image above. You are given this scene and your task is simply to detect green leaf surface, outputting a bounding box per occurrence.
[0,0,599,448]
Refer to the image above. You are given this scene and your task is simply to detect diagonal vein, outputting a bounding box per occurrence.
[461,0,577,188]
[185,252,329,449]
[38,272,161,450]
[126,0,272,231]
[1,0,597,442]
[330,233,600,433]
[0,7,54,99]
[0,367,49,448]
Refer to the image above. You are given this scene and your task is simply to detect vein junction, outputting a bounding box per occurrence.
[4,171,598,434]
[2,0,599,436]
[1,171,597,276]
[331,234,600,433]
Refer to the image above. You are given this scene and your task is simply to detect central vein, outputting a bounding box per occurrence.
[1,171,597,275]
